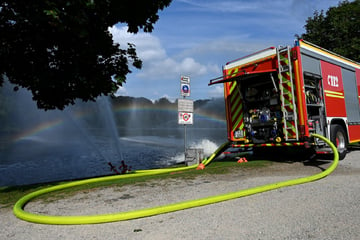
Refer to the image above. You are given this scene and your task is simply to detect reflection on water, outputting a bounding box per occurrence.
[0,128,225,186]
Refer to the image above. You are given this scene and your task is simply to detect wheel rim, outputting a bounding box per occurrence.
[336,131,345,151]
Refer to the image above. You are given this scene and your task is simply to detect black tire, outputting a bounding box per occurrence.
[330,124,348,160]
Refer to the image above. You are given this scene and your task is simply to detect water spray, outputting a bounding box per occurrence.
[96,97,124,162]
[63,111,108,162]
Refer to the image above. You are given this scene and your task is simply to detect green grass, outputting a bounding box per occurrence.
[0,160,272,209]
[0,183,60,209]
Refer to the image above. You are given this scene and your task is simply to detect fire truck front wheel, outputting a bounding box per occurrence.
[330,124,347,160]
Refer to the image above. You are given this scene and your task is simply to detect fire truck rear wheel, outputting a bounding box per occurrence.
[330,124,347,160]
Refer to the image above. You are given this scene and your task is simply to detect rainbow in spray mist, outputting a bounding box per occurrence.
[1,96,227,186]
[9,103,226,144]
[112,105,226,125]
[1,97,125,186]
[10,118,64,143]
[9,108,93,144]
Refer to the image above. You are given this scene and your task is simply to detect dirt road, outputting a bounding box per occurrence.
[1,150,359,240]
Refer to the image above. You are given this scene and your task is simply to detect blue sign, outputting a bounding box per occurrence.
[181,83,190,96]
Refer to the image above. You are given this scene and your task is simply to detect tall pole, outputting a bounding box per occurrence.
[183,94,187,161]
[184,124,187,161]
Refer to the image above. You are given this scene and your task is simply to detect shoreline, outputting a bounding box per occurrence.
[2,152,359,239]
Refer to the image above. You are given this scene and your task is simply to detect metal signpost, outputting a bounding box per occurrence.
[178,76,193,162]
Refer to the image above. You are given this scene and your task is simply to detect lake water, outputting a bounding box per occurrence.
[0,83,227,187]
[0,127,226,187]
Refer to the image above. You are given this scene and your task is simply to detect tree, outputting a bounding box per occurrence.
[300,0,360,61]
[0,0,172,110]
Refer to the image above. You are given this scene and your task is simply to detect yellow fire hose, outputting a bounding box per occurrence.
[13,134,338,225]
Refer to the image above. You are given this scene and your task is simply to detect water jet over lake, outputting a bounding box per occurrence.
[0,82,226,186]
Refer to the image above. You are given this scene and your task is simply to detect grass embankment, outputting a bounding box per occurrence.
[0,160,271,209]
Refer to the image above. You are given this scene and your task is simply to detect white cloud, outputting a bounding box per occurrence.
[109,25,166,61]
[109,25,217,80]
[114,86,127,96]
[208,85,224,98]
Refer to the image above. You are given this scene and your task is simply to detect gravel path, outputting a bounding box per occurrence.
[1,150,359,240]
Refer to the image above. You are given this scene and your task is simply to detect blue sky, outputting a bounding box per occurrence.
[110,0,342,102]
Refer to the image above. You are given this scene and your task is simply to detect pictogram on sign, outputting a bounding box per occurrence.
[183,113,190,121]
[178,112,193,125]
[181,83,190,97]
[182,84,189,93]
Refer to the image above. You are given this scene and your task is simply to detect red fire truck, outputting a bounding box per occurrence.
[209,39,360,159]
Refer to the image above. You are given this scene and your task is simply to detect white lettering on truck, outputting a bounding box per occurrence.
[327,75,339,87]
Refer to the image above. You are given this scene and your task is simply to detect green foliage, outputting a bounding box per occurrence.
[0,0,172,110]
[300,0,360,61]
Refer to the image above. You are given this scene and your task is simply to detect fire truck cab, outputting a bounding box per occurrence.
[209,39,360,159]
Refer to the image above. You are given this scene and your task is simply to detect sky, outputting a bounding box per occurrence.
[110,0,343,102]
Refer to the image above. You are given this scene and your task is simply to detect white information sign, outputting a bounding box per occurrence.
[178,98,194,112]
[178,112,193,125]
[181,75,190,84]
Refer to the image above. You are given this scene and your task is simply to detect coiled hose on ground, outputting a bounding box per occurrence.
[13,134,339,225]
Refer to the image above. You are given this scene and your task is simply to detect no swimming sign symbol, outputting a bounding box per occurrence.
[178,112,193,125]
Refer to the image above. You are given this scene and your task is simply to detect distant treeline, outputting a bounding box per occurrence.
[0,85,226,135]
[110,96,226,129]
